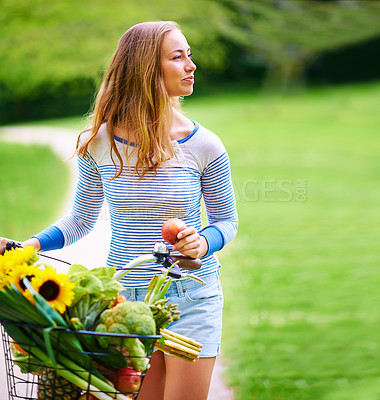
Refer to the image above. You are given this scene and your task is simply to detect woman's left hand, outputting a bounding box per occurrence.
[173,227,208,259]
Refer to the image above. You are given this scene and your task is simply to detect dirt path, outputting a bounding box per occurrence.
[0,125,234,400]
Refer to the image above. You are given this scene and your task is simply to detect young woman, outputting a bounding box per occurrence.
[0,21,238,399]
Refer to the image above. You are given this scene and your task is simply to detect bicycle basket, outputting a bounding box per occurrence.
[1,320,160,400]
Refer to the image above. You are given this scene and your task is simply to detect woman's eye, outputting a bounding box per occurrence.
[172,53,193,60]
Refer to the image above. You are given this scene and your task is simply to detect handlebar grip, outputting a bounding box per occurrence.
[2,241,22,255]
[168,255,202,270]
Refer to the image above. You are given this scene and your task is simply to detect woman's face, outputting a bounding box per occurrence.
[161,29,196,98]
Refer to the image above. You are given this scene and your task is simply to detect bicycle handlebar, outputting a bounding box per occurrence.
[166,255,202,271]
[113,242,204,284]
[3,240,205,284]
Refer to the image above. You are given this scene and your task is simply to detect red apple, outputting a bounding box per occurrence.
[112,367,141,393]
[161,218,187,245]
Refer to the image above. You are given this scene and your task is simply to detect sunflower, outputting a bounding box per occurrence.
[26,266,75,313]
[0,272,6,289]
[0,263,7,288]
[0,245,38,270]
[7,263,42,293]
[0,262,13,289]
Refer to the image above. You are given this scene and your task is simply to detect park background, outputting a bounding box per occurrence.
[1,1,380,399]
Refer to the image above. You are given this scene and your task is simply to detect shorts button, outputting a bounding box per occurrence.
[183,289,186,293]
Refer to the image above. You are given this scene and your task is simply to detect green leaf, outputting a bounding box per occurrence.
[68,264,88,279]
[70,285,88,307]
[157,278,172,301]
[99,277,124,300]
[90,266,116,279]
[80,275,103,294]
[0,286,48,325]
[43,326,57,368]
[12,351,43,374]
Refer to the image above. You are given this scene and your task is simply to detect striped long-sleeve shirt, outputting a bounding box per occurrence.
[35,121,238,287]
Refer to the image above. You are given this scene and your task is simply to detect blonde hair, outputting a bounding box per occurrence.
[77,21,181,179]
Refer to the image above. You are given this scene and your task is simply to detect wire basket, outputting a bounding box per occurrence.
[1,320,160,400]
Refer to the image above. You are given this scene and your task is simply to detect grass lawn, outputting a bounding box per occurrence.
[0,142,69,239]
[2,80,380,399]
[184,82,380,399]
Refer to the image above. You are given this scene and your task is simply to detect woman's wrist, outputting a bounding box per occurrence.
[21,238,41,252]
[199,235,209,258]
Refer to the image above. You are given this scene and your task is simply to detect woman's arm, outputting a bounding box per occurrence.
[49,153,105,248]
[199,151,238,256]
[41,153,105,250]
[173,151,238,259]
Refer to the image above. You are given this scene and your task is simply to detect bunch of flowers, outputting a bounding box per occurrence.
[0,245,75,313]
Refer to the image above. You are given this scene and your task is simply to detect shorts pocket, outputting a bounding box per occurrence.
[184,274,223,304]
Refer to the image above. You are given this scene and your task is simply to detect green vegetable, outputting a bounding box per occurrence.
[0,282,129,400]
[95,301,156,371]
[11,348,43,374]
[142,267,202,363]
[149,298,180,333]
[96,302,156,339]
[143,265,180,333]
[67,265,124,330]
[119,338,149,372]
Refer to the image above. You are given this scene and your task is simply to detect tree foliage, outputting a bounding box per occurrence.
[0,0,232,122]
[0,0,226,97]
[214,0,380,89]
[1,0,380,122]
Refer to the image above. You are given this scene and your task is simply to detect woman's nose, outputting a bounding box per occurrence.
[185,58,196,72]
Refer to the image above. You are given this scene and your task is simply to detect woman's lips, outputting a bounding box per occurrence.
[183,76,194,84]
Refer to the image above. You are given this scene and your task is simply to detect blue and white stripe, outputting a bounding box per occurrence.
[38,121,238,287]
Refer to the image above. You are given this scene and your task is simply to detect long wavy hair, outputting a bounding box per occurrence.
[77,21,181,179]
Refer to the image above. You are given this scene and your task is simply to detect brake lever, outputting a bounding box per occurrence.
[153,242,205,285]
[161,264,206,285]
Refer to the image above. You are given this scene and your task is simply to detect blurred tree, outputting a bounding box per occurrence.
[2,0,380,122]
[0,0,226,97]
[0,0,229,122]
[214,0,380,90]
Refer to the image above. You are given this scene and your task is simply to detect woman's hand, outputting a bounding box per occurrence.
[21,238,41,252]
[173,227,208,259]
[0,237,41,254]
[0,237,12,254]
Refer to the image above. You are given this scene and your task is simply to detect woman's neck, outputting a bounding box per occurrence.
[112,108,193,142]
[169,109,194,141]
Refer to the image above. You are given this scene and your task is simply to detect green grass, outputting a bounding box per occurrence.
[0,142,69,239]
[3,80,380,399]
[4,114,89,131]
[183,82,380,399]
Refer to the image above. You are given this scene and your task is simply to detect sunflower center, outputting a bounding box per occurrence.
[39,280,60,301]
[19,275,35,291]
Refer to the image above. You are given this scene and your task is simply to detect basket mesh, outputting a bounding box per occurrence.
[1,322,159,400]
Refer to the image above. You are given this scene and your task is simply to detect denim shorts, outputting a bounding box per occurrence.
[121,271,223,357]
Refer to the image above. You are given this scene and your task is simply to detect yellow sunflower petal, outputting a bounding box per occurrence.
[29,266,75,313]
[0,246,39,271]
[7,263,42,293]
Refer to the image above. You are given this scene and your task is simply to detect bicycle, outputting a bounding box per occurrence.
[0,242,203,400]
